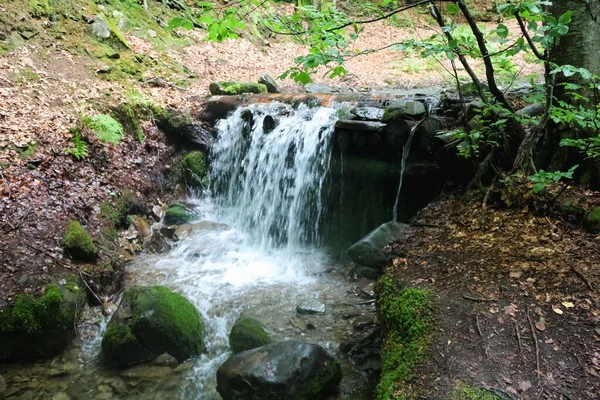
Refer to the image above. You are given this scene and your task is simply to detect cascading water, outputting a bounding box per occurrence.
[392,125,417,222]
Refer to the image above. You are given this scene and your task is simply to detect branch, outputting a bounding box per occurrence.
[515,13,546,61]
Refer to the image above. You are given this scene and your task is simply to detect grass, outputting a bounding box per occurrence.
[9,67,40,84]
[451,383,503,400]
[377,275,433,400]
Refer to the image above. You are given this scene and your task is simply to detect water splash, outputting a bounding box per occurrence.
[392,125,417,222]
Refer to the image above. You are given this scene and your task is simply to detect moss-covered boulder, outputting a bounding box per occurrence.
[584,206,600,232]
[181,151,208,186]
[164,203,195,225]
[209,81,267,95]
[101,285,206,368]
[216,341,341,400]
[64,220,98,262]
[0,277,87,362]
[229,317,271,354]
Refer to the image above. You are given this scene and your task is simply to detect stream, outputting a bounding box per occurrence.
[1,104,380,399]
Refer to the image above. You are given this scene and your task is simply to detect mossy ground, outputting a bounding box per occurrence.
[450,384,503,400]
[164,203,195,224]
[64,220,98,261]
[377,276,433,400]
[181,151,208,186]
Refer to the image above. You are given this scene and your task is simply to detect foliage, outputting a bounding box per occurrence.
[82,114,124,144]
[100,190,135,228]
[528,165,578,193]
[65,128,89,160]
[451,383,502,400]
[377,275,433,399]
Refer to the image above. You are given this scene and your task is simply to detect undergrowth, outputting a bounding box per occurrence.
[377,275,433,400]
[82,114,124,144]
[65,128,89,160]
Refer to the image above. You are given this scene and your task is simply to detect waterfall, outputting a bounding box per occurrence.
[210,103,338,251]
[392,125,417,222]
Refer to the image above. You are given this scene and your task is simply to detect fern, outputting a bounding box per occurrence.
[83,114,124,144]
[65,129,88,160]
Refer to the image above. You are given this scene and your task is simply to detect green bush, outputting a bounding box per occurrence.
[82,114,124,144]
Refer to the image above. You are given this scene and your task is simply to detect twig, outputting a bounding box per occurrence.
[143,77,190,91]
[476,314,489,358]
[463,294,500,302]
[515,322,523,355]
[526,304,541,381]
[79,271,102,305]
[571,266,594,291]
[24,244,91,276]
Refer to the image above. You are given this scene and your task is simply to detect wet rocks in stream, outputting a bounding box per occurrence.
[216,341,341,400]
[296,299,326,314]
[101,285,206,368]
[347,221,410,269]
[229,317,272,354]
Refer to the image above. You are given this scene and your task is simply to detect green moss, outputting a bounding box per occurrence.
[64,220,98,262]
[100,190,135,228]
[223,82,267,95]
[451,384,503,400]
[29,0,52,18]
[229,317,271,353]
[376,276,433,400]
[102,285,206,367]
[298,358,342,400]
[182,151,208,185]
[18,143,37,160]
[382,107,404,122]
[0,278,86,361]
[10,67,40,84]
[164,203,195,224]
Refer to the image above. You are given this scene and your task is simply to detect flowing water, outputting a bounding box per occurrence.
[0,104,379,399]
[392,126,416,222]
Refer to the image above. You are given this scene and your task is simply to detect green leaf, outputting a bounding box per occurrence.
[446,3,460,15]
[558,11,572,25]
[496,24,509,39]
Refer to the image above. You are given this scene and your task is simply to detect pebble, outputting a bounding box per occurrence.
[296,299,326,314]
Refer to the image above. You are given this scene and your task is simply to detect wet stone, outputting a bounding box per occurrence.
[52,392,71,400]
[296,299,326,314]
[360,282,376,299]
[121,366,174,380]
[353,316,375,331]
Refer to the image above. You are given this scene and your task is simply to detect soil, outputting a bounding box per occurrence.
[387,192,600,399]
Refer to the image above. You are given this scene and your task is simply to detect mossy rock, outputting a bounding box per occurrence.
[557,197,585,218]
[102,285,206,368]
[99,190,142,229]
[181,151,208,186]
[584,206,600,232]
[64,220,98,262]
[0,277,87,362]
[209,81,267,95]
[164,203,195,225]
[229,317,271,354]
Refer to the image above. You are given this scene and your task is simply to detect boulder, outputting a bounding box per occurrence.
[216,341,341,400]
[296,299,326,315]
[258,73,281,94]
[181,151,208,187]
[229,317,271,354]
[101,286,205,368]
[304,83,337,93]
[350,107,385,121]
[164,203,196,225]
[584,206,600,232]
[382,100,426,121]
[130,216,151,239]
[209,81,267,95]
[347,222,410,269]
[154,107,215,151]
[64,220,97,262]
[335,120,386,132]
[89,14,111,40]
[0,277,87,362]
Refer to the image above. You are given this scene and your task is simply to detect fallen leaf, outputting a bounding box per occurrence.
[509,271,522,279]
[562,301,575,308]
[553,307,564,315]
[545,338,554,344]
[535,321,546,331]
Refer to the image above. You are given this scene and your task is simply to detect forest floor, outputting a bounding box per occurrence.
[388,192,600,399]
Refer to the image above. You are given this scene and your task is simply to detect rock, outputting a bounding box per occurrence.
[147,29,157,38]
[352,316,375,330]
[216,341,341,400]
[383,119,414,148]
[355,266,381,279]
[120,365,174,380]
[229,317,271,354]
[464,100,486,121]
[258,73,281,94]
[557,197,585,217]
[382,100,426,121]
[51,393,71,400]
[130,216,151,239]
[146,232,171,254]
[262,115,277,134]
[335,120,386,132]
[173,221,229,241]
[155,107,215,151]
[304,83,337,93]
[181,151,208,187]
[516,103,545,117]
[350,107,384,121]
[164,203,195,225]
[347,222,410,269]
[64,220,97,261]
[0,277,86,362]
[360,282,376,298]
[209,81,267,95]
[584,206,600,232]
[414,116,443,153]
[296,299,326,314]
[101,285,205,368]
[0,374,5,397]
[89,14,111,40]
